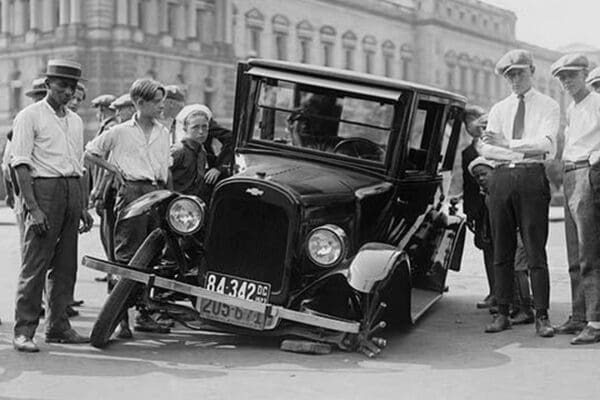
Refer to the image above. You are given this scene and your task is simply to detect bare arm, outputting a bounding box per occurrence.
[14,165,48,235]
[84,152,125,186]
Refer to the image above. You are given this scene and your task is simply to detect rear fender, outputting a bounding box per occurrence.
[120,190,179,221]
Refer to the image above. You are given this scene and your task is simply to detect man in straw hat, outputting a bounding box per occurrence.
[552,54,600,344]
[478,49,559,337]
[10,59,93,352]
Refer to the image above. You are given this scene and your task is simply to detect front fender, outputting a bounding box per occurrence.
[120,190,179,220]
[347,243,410,293]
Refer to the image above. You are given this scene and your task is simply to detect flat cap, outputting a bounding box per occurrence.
[495,49,534,76]
[110,94,133,109]
[473,113,488,128]
[551,53,589,77]
[587,66,600,86]
[468,156,495,176]
[164,85,185,102]
[91,94,115,108]
[25,77,48,98]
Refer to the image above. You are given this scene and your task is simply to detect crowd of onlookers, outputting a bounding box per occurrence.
[1,59,232,352]
[461,49,600,344]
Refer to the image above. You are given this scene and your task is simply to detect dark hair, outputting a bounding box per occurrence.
[129,79,165,103]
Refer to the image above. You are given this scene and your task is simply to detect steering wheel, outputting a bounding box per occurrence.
[333,138,385,162]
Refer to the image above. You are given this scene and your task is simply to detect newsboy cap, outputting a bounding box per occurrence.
[468,156,495,176]
[587,67,600,86]
[91,94,116,108]
[164,85,185,102]
[110,94,133,109]
[495,49,534,76]
[43,59,86,81]
[24,77,48,98]
[551,53,589,77]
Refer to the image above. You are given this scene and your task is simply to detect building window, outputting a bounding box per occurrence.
[483,71,491,96]
[195,8,203,39]
[323,43,333,67]
[383,54,393,77]
[472,69,479,96]
[23,0,31,31]
[460,11,464,20]
[299,39,310,63]
[167,2,177,36]
[344,48,354,70]
[402,58,411,80]
[250,28,261,56]
[275,34,287,60]
[471,15,477,24]
[447,66,455,89]
[365,51,374,74]
[447,8,452,17]
[459,66,467,91]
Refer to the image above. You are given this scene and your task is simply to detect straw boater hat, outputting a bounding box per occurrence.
[43,59,86,81]
[24,77,48,98]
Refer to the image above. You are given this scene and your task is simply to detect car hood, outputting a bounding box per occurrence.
[235,153,386,203]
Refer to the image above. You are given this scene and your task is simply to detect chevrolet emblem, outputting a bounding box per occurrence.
[246,187,264,196]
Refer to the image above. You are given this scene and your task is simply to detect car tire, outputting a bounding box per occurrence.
[90,228,165,348]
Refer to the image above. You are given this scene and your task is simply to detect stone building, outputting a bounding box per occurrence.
[0,0,236,141]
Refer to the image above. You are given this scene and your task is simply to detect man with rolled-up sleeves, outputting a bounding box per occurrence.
[11,60,93,352]
[552,54,600,344]
[478,49,559,337]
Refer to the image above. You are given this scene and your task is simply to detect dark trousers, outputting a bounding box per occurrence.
[114,182,162,264]
[487,165,550,311]
[482,243,495,296]
[100,188,116,261]
[14,177,82,338]
[564,166,600,322]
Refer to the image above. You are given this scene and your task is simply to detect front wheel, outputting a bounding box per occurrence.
[90,228,166,348]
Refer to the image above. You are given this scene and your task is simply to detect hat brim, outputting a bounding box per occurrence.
[25,89,48,98]
[43,72,87,82]
[502,64,531,75]
[588,77,600,85]
[552,66,586,77]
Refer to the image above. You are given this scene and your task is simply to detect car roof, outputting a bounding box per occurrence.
[248,59,467,104]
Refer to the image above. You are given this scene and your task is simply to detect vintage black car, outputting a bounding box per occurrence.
[84,59,467,357]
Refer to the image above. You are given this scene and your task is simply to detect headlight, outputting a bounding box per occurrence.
[167,196,205,235]
[306,224,348,267]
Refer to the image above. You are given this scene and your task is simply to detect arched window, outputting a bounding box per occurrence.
[401,44,414,81]
[382,40,395,78]
[362,35,377,74]
[296,20,314,64]
[342,30,357,70]
[245,8,265,57]
[320,26,336,67]
[272,15,290,61]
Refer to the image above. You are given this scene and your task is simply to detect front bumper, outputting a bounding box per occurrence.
[83,256,359,334]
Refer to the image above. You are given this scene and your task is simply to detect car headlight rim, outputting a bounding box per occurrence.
[166,195,206,235]
[306,224,348,268]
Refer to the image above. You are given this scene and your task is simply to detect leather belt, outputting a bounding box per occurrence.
[564,160,590,173]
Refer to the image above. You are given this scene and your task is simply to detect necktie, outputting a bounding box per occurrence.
[512,94,525,140]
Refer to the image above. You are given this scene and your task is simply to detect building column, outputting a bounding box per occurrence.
[116,0,128,26]
[29,0,39,31]
[214,0,224,42]
[146,0,158,35]
[41,0,56,32]
[186,0,197,39]
[14,0,25,35]
[159,0,168,34]
[58,0,69,26]
[130,0,139,28]
[175,2,185,39]
[69,0,81,24]
[201,8,213,44]
[1,0,10,34]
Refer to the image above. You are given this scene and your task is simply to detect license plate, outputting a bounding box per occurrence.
[199,272,271,330]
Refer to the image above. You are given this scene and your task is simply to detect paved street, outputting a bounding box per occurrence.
[0,206,599,400]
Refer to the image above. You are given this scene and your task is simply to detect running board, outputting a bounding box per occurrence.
[410,288,443,323]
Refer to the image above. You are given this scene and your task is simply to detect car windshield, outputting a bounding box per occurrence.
[250,80,396,164]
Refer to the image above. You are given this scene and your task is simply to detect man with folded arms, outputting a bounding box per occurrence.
[478,49,559,337]
[552,54,600,344]
[11,60,93,352]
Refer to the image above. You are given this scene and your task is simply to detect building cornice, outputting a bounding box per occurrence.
[414,18,514,46]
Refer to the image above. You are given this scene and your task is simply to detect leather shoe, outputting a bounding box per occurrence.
[477,294,497,309]
[116,323,133,339]
[134,314,171,334]
[555,316,587,335]
[485,314,511,333]
[13,335,40,352]
[510,310,534,325]
[46,328,89,344]
[66,306,79,318]
[571,325,600,345]
[535,316,555,338]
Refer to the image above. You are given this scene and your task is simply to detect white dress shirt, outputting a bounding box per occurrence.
[10,100,84,177]
[85,116,170,183]
[478,88,560,162]
[562,91,600,163]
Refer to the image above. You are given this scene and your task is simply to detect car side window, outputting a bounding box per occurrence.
[406,100,444,173]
